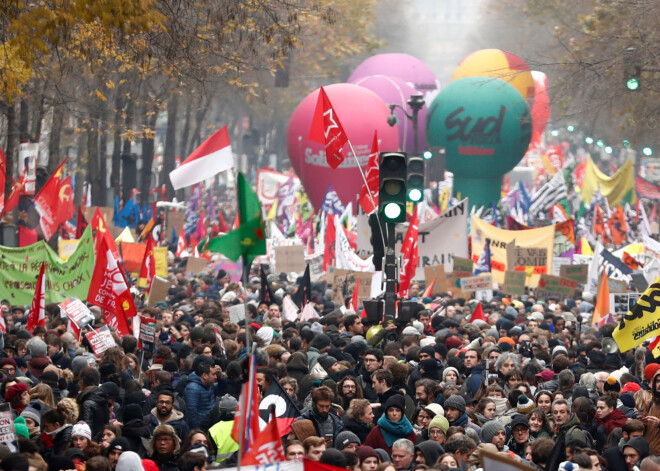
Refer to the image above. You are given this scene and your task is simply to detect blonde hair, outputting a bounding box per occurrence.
[634,389,652,413]
[57,398,79,424]
[29,384,55,408]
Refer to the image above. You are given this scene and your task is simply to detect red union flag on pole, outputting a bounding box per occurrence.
[398,206,420,298]
[308,87,349,169]
[358,130,380,214]
[138,237,156,292]
[33,159,67,241]
[169,125,234,190]
[27,263,47,334]
[176,224,187,257]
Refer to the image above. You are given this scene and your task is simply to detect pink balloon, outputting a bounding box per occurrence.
[349,75,428,154]
[348,53,441,94]
[530,71,550,148]
[287,83,400,210]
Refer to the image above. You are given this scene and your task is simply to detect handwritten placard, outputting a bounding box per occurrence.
[459,273,493,293]
[560,264,588,284]
[503,271,526,295]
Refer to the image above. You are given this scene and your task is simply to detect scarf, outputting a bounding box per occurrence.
[450,413,469,427]
[377,413,413,447]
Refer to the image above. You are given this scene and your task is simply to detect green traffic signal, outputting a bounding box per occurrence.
[384,202,402,220]
[643,147,653,157]
[423,150,433,160]
[408,188,423,202]
[626,78,640,90]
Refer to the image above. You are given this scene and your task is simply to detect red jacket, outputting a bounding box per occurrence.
[364,425,417,456]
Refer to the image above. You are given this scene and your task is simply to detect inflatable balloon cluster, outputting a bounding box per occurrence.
[426,49,543,209]
[286,53,440,210]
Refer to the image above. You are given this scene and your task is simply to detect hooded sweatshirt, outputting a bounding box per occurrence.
[644,370,660,455]
[116,451,145,471]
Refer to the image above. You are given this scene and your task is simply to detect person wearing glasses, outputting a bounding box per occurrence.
[147,424,181,471]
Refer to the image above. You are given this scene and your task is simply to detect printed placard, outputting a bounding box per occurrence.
[0,404,17,451]
[332,271,373,306]
[274,245,306,273]
[59,298,95,328]
[560,264,588,284]
[610,293,641,316]
[459,273,493,293]
[229,304,246,323]
[503,271,526,295]
[85,326,116,357]
[139,316,157,352]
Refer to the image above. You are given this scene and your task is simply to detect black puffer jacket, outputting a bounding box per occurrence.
[77,386,110,441]
[122,418,151,457]
[39,424,72,459]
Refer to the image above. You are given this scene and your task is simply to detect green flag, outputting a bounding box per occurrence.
[206,172,266,264]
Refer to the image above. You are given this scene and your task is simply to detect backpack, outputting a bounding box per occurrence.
[566,424,596,450]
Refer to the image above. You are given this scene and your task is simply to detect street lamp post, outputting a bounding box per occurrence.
[387,93,425,155]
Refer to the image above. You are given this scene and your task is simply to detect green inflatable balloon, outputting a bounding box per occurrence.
[426,76,531,208]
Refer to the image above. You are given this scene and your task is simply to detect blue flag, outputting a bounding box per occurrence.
[473,238,492,275]
[321,183,345,215]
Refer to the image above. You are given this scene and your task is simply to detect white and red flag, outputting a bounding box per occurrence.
[176,224,187,258]
[398,206,419,298]
[308,87,349,169]
[26,263,47,334]
[358,131,380,214]
[138,236,156,292]
[33,159,67,240]
[169,125,234,190]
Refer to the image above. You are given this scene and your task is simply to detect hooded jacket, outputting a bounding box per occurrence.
[77,386,109,441]
[122,418,152,457]
[145,407,190,440]
[286,352,309,392]
[462,364,485,397]
[415,440,444,465]
[183,372,216,429]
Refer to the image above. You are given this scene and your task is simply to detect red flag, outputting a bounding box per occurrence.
[0,309,7,334]
[88,235,137,333]
[33,159,67,240]
[57,176,75,223]
[241,409,285,466]
[592,269,610,325]
[422,278,436,299]
[2,166,28,216]
[189,235,200,258]
[91,208,120,260]
[176,224,187,258]
[607,205,628,246]
[358,131,380,214]
[305,459,351,471]
[76,206,88,239]
[231,355,260,448]
[0,148,5,214]
[308,87,349,169]
[351,278,360,312]
[139,237,156,292]
[26,263,47,334]
[470,303,486,322]
[18,225,38,246]
[593,204,605,238]
[398,206,420,297]
[623,251,643,270]
[218,211,230,233]
[323,214,336,271]
[194,209,208,241]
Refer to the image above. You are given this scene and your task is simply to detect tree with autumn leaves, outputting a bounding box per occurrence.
[0,0,381,208]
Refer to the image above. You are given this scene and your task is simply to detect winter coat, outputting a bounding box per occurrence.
[183,372,216,429]
[77,386,110,441]
[121,418,151,457]
[296,408,344,444]
[343,416,373,443]
[142,385,187,417]
[462,364,485,398]
[50,350,71,370]
[39,424,72,459]
[364,425,417,456]
[148,453,179,471]
[596,408,628,434]
[602,438,627,471]
[547,414,590,471]
[145,408,190,440]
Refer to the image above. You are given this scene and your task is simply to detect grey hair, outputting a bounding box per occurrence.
[558,370,575,389]
[579,372,596,390]
[392,438,414,454]
[494,352,519,371]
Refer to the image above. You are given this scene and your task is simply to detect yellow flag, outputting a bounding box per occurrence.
[580,237,593,256]
[267,200,278,221]
[612,275,660,352]
[581,157,637,206]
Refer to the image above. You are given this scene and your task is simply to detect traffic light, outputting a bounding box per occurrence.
[624,47,641,91]
[423,150,433,160]
[379,152,407,222]
[406,155,424,203]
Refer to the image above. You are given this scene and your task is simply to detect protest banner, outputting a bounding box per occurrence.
[471,216,555,286]
[186,256,208,274]
[85,326,117,357]
[608,278,628,293]
[58,239,80,261]
[148,276,169,307]
[59,298,95,329]
[139,316,157,351]
[274,245,306,273]
[212,259,244,282]
[154,246,168,277]
[0,404,17,451]
[560,264,589,284]
[121,242,146,274]
[332,271,372,307]
[534,274,579,300]
[357,199,469,278]
[459,273,493,293]
[0,226,94,305]
[229,304,246,323]
[503,271,526,295]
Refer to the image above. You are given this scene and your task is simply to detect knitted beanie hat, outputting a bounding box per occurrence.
[481,419,505,445]
[428,414,449,434]
[443,395,466,414]
[71,422,92,441]
[517,394,535,414]
[335,431,361,450]
[603,375,621,393]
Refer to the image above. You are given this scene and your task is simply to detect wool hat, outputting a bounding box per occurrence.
[517,395,535,414]
[0,358,17,369]
[108,437,131,453]
[20,401,45,426]
[481,419,505,445]
[100,382,121,401]
[335,430,361,450]
[290,419,316,442]
[357,446,380,463]
[320,448,347,468]
[65,447,86,461]
[116,451,145,471]
[71,356,90,377]
[256,326,274,346]
[646,363,660,382]
[123,403,145,423]
[13,417,29,439]
[28,355,51,379]
[402,326,420,336]
[510,415,530,430]
[420,337,436,348]
[498,337,515,346]
[5,382,27,401]
[46,456,76,471]
[587,350,606,368]
[443,395,466,414]
[383,394,406,414]
[445,336,463,350]
[428,414,450,434]
[442,367,460,383]
[72,421,92,441]
[620,393,636,409]
[603,376,621,392]
[318,354,338,372]
[552,346,568,357]
[26,337,47,356]
[425,403,444,417]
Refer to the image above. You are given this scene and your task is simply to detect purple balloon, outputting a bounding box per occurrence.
[350,75,427,154]
[348,53,441,95]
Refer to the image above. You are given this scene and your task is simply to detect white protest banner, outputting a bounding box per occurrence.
[552,256,571,276]
[59,298,95,329]
[85,326,116,357]
[460,273,493,292]
[335,216,374,272]
[229,304,246,323]
[18,142,38,195]
[357,199,469,279]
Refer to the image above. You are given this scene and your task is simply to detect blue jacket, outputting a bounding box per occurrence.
[463,364,485,397]
[183,373,216,429]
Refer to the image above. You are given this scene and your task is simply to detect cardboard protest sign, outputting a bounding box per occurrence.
[167,211,186,233]
[560,264,588,284]
[459,273,493,293]
[503,271,526,295]
[274,245,306,273]
[148,276,169,307]
[58,239,80,261]
[452,257,473,277]
[424,265,446,290]
[139,316,157,352]
[229,304,246,323]
[535,274,578,300]
[85,326,117,357]
[59,298,95,328]
[186,256,208,274]
[332,271,372,307]
[607,277,628,293]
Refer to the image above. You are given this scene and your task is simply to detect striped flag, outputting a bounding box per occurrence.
[473,238,492,275]
[529,172,568,216]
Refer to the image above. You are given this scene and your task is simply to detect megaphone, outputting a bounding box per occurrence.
[602,338,619,354]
